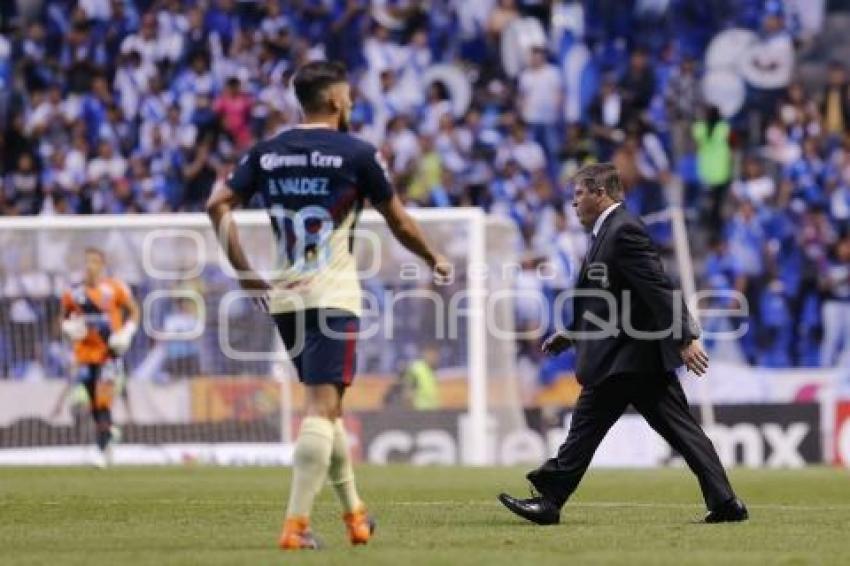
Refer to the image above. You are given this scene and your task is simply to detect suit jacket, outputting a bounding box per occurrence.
[568,205,700,386]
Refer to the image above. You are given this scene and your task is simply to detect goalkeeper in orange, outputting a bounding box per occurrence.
[55,247,140,467]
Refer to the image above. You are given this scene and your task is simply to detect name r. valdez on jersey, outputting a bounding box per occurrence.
[268,177,330,196]
[259,151,343,197]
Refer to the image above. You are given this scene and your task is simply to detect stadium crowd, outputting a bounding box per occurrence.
[1,0,849,387]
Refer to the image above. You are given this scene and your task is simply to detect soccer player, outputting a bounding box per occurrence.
[56,247,139,468]
[206,61,450,550]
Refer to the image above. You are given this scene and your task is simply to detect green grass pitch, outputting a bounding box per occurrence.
[2,465,849,565]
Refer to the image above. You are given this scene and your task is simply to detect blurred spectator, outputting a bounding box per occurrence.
[3,153,41,215]
[371,69,415,137]
[487,0,520,41]
[732,155,776,206]
[757,277,793,367]
[539,207,580,333]
[25,85,75,147]
[743,10,794,120]
[779,82,819,144]
[1,0,850,377]
[121,12,175,68]
[784,137,826,211]
[664,56,700,161]
[42,148,83,210]
[693,106,732,237]
[129,156,169,213]
[214,76,253,150]
[407,134,441,204]
[619,46,655,115]
[518,46,563,162]
[496,121,546,174]
[205,0,241,52]
[763,115,802,167]
[162,298,202,379]
[820,235,850,366]
[821,62,850,139]
[181,135,219,211]
[615,121,671,243]
[184,6,211,58]
[114,50,155,122]
[397,344,441,411]
[830,165,850,232]
[87,138,126,185]
[588,76,629,161]
[386,114,420,182]
[102,0,136,65]
[419,81,452,136]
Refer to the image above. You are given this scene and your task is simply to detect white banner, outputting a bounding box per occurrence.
[681,363,841,461]
[0,443,293,466]
[0,380,191,426]
[680,362,841,405]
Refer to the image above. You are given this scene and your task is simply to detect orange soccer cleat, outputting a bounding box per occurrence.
[343,506,376,545]
[278,516,321,550]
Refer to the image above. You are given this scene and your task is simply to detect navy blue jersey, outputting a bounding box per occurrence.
[227,126,394,315]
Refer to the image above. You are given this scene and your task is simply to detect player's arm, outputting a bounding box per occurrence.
[373,195,450,277]
[126,294,140,326]
[59,292,86,342]
[109,282,140,355]
[206,180,271,293]
[359,148,450,278]
[206,147,271,294]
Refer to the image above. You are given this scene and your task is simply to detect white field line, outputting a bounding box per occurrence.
[10,500,850,512]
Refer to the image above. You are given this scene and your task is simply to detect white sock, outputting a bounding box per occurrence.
[285,416,334,518]
[328,418,363,513]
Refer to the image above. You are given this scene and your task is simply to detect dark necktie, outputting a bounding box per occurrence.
[580,233,596,277]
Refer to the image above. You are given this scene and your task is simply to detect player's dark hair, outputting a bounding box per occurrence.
[293,61,348,114]
[572,162,624,201]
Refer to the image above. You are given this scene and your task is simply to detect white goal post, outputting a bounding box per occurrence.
[0,204,714,466]
[0,208,523,465]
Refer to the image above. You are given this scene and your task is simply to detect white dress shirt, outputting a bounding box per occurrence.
[592,202,621,238]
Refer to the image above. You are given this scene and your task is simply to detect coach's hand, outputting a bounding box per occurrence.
[542,332,573,356]
[681,340,709,377]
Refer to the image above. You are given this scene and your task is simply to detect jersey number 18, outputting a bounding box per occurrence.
[269,205,334,274]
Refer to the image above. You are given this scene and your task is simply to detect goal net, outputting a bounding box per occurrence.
[0,209,524,466]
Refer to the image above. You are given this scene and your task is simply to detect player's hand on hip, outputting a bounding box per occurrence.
[681,340,709,377]
[239,273,272,313]
[542,332,573,356]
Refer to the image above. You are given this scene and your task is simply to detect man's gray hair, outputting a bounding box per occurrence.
[571,163,625,201]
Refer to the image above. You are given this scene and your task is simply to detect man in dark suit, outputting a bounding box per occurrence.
[498,163,747,525]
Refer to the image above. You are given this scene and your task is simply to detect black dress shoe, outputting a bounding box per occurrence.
[704,497,749,523]
[498,493,560,525]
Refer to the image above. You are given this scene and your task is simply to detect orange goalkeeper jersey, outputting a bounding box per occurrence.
[61,277,132,365]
